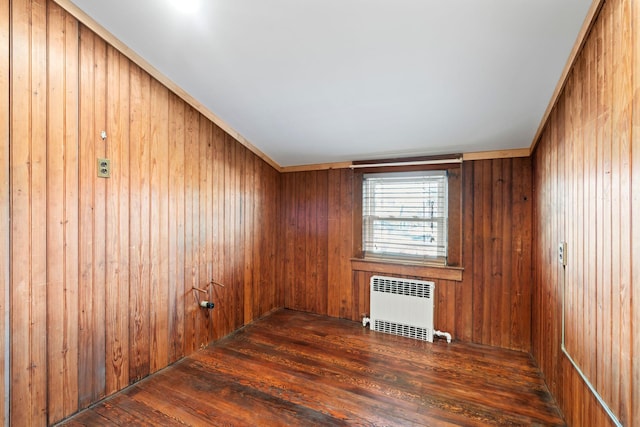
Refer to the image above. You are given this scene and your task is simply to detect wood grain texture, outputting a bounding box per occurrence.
[61,310,565,427]
[182,105,199,356]
[532,0,637,424]
[0,0,8,423]
[10,1,50,424]
[631,1,640,426]
[350,259,463,281]
[105,45,130,396]
[46,3,80,421]
[128,62,152,383]
[76,18,96,413]
[149,78,170,374]
[197,117,210,343]
[462,148,530,161]
[6,1,282,424]
[281,160,532,351]
[210,123,224,341]
[167,92,186,360]
[79,23,108,406]
[451,159,533,350]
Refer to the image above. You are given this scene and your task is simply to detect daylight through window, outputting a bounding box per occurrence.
[362,170,448,264]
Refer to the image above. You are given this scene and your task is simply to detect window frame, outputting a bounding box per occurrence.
[353,163,462,268]
[362,170,449,264]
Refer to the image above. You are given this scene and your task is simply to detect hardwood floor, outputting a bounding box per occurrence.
[60,310,564,426]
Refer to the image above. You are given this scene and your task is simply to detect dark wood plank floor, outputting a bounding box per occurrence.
[60,309,565,426]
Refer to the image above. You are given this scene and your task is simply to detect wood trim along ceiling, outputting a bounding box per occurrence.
[279,161,354,173]
[461,148,530,162]
[279,150,528,173]
[53,0,603,173]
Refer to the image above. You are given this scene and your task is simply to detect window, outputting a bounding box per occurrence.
[362,170,448,264]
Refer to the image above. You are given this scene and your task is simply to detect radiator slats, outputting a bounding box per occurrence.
[369,275,435,342]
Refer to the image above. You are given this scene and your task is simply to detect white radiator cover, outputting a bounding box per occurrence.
[369,275,435,342]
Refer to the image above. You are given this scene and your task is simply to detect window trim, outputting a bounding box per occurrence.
[362,169,449,265]
[352,163,462,268]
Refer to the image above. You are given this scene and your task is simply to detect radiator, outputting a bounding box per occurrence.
[368,275,435,342]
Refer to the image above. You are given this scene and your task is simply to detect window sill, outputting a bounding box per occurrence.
[351,258,464,282]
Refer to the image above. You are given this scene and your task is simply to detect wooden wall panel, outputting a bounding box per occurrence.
[182,105,199,356]
[210,123,224,340]
[105,45,130,396]
[78,23,107,406]
[250,156,260,317]
[199,118,211,344]
[532,0,638,425]
[243,145,255,324]
[281,159,533,351]
[149,79,170,373]
[463,158,533,350]
[327,169,355,319]
[220,136,231,331]
[168,92,185,359]
[46,4,79,420]
[296,170,327,314]
[632,2,640,426]
[233,142,245,330]
[0,0,8,423]
[10,0,49,424]
[243,153,280,321]
[6,1,282,424]
[281,171,331,315]
[128,62,152,383]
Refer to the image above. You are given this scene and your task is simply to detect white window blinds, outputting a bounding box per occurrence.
[362,170,448,263]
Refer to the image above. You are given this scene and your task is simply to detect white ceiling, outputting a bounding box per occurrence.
[68,0,592,167]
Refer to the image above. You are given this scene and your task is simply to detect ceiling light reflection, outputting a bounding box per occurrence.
[168,0,201,15]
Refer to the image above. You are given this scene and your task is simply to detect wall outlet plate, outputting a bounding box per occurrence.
[97,158,111,178]
[558,241,567,266]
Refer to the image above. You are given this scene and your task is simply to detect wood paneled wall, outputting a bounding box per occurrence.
[462,158,533,351]
[0,0,8,423]
[280,158,533,352]
[8,1,638,427]
[280,169,354,318]
[5,1,281,425]
[532,0,639,425]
